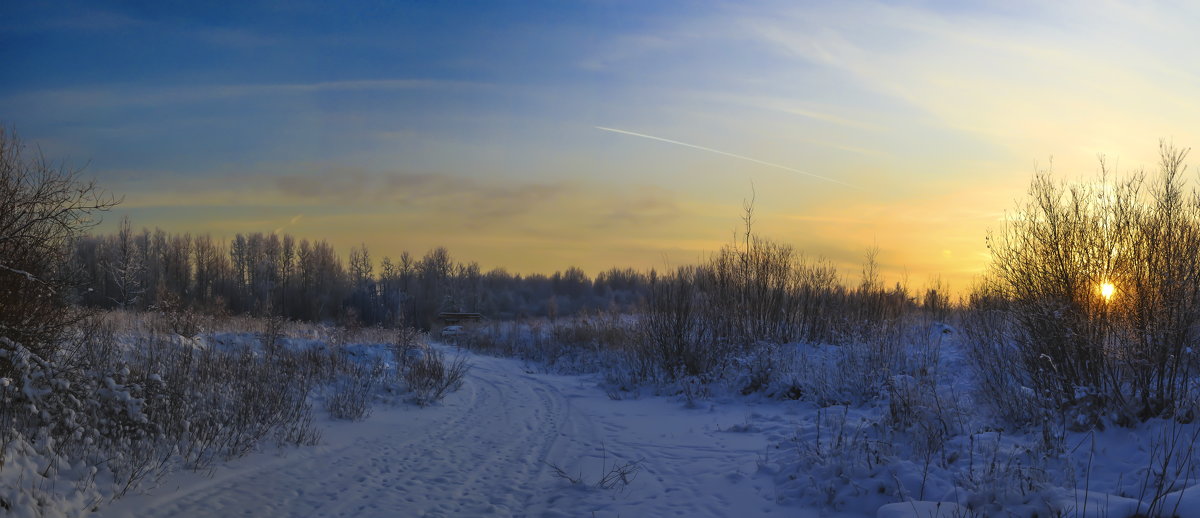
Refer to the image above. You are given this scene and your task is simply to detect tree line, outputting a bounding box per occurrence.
[71,219,652,329]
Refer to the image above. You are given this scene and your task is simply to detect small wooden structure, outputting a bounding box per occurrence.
[437,312,482,325]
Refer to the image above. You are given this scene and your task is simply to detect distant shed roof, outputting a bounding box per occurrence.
[437,312,482,323]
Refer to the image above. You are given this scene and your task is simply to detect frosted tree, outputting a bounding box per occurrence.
[104,216,145,309]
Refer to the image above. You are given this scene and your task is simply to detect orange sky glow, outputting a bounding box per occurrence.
[4,1,1199,296]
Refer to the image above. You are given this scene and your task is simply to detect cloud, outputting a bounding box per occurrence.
[52,9,144,31]
[737,0,1200,161]
[276,169,374,201]
[273,168,571,223]
[0,79,490,112]
[272,168,595,228]
[379,172,458,200]
[578,34,679,71]
[463,183,567,223]
[594,187,681,228]
[773,106,882,133]
[117,161,695,242]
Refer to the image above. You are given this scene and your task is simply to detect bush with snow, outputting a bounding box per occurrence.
[0,313,345,517]
[403,347,469,407]
[972,144,1200,425]
[325,358,388,421]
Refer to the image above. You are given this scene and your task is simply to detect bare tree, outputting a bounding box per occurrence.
[0,127,118,369]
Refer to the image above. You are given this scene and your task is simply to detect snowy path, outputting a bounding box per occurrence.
[101,348,816,518]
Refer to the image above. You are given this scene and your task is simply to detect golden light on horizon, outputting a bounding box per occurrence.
[1100,282,1116,302]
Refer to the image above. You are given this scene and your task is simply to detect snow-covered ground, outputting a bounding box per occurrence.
[99,344,827,518]
[40,327,1200,518]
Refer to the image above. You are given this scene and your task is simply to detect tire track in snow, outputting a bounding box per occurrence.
[101,351,599,518]
[102,348,810,518]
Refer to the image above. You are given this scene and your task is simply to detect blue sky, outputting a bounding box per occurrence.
[4,0,1199,291]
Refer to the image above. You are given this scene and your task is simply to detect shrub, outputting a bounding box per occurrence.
[391,324,423,369]
[0,310,341,516]
[640,267,713,379]
[627,201,919,389]
[972,142,1200,424]
[325,358,387,421]
[404,348,469,406]
[961,289,1046,425]
[778,407,896,511]
[151,291,207,339]
[0,127,117,376]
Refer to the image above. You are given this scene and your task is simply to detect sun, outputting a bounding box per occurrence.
[1100,282,1116,301]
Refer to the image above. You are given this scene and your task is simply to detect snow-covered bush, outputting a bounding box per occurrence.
[404,347,469,407]
[0,325,195,509]
[456,315,631,375]
[727,342,781,396]
[961,293,1048,426]
[149,292,206,339]
[975,144,1200,425]
[0,311,344,517]
[951,432,1060,516]
[454,320,521,357]
[774,407,898,513]
[391,324,424,370]
[325,358,388,421]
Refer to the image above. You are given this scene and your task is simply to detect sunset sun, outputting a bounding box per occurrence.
[1100,282,1116,301]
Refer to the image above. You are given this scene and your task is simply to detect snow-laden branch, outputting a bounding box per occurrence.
[0,262,39,282]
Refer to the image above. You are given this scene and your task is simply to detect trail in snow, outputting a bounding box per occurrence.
[100,347,818,518]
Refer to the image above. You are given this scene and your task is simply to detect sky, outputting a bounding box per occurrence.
[3,0,1199,294]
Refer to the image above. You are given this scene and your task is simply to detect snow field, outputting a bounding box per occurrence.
[101,345,822,517]
[16,317,1200,518]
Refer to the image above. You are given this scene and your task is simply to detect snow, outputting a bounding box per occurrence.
[98,345,826,518]
[15,323,1200,517]
[1157,485,1200,518]
[876,501,968,518]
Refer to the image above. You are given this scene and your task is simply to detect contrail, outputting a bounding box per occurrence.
[595,126,856,189]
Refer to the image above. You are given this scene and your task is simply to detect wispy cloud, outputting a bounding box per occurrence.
[578,34,679,71]
[268,166,688,231]
[776,106,881,132]
[686,92,887,156]
[0,79,490,111]
[594,186,680,229]
[14,0,1196,292]
[738,1,1200,162]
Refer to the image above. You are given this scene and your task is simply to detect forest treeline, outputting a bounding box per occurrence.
[71,218,651,328]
